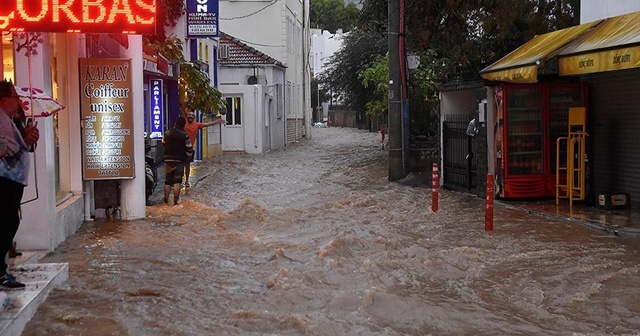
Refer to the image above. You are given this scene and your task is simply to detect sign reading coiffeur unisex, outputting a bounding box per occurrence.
[80,58,135,180]
[0,0,156,34]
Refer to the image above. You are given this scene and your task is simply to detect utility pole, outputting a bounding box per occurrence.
[388,0,405,181]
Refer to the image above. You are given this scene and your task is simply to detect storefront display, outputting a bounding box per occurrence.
[494,83,587,198]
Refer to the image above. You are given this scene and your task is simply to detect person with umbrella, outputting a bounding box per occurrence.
[0,80,40,291]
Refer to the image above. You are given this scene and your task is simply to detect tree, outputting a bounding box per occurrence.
[310,0,360,32]
[144,1,225,114]
[323,29,387,114]
[359,54,388,121]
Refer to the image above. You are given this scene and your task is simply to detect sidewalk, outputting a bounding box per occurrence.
[503,198,640,238]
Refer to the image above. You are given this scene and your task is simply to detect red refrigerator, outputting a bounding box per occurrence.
[494,83,587,199]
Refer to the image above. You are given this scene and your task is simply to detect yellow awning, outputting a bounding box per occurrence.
[559,11,640,76]
[480,21,600,83]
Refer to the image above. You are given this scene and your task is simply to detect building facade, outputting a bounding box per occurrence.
[219,0,311,143]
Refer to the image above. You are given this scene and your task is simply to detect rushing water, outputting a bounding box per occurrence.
[23,127,640,335]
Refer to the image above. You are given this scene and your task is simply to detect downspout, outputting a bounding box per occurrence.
[302,0,310,138]
[254,85,259,149]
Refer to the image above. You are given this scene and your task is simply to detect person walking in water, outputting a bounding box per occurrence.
[162,117,193,205]
[183,106,224,187]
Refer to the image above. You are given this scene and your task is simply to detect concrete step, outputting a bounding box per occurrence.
[1,258,69,336]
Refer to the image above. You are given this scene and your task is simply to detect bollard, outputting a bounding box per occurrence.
[485,173,494,232]
[432,163,439,212]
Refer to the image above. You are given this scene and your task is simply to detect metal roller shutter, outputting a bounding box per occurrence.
[584,68,640,207]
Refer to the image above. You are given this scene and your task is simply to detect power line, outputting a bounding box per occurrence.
[220,0,279,20]
[231,35,282,48]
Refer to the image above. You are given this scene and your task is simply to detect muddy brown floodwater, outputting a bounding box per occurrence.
[23,127,640,335]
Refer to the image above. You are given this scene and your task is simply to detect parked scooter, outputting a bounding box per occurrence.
[145,145,157,203]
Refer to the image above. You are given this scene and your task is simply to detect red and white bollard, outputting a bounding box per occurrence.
[485,173,494,232]
[431,163,439,212]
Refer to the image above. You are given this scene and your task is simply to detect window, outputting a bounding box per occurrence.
[225,97,242,125]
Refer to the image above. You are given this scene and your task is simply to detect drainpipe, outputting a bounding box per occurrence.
[254,85,259,149]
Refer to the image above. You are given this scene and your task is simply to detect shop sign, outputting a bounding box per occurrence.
[0,0,156,34]
[80,58,135,180]
[186,0,219,37]
[149,79,163,139]
[559,45,640,76]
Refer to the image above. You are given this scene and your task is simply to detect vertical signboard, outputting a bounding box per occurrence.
[186,0,219,37]
[149,79,164,139]
[80,58,135,179]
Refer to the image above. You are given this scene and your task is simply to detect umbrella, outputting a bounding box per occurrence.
[14,86,65,118]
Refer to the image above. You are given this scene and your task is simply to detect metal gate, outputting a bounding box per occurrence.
[443,115,478,193]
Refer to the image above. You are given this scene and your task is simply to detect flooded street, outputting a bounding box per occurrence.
[23,127,640,335]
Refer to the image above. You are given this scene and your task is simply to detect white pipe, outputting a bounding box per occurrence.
[254,85,259,148]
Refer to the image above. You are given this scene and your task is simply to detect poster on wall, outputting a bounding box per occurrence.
[186,0,219,37]
[80,58,135,180]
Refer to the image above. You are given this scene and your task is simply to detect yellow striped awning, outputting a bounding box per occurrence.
[559,11,640,76]
[480,21,600,83]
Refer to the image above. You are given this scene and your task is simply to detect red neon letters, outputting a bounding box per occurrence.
[0,0,156,34]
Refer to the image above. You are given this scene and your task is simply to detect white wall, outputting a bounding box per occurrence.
[220,0,310,125]
[581,0,640,22]
[310,29,345,77]
[219,65,286,153]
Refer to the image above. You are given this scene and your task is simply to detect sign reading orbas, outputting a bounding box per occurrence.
[0,0,156,34]
[81,58,135,180]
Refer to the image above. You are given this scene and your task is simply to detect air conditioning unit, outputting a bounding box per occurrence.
[246,75,266,85]
[219,45,230,59]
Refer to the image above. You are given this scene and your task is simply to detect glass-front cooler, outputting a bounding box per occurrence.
[496,83,587,199]
[506,86,544,177]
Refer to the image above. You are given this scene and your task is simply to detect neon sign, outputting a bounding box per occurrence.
[149,79,163,139]
[0,0,156,34]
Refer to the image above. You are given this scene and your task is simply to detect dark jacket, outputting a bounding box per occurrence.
[162,127,192,162]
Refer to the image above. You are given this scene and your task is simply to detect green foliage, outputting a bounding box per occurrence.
[179,63,224,114]
[324,0,580,137]
[323,29,387,113]
[143,35,225,114]
[310,0,360,32]
[358,54,388,120]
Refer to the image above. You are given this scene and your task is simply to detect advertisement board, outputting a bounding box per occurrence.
[186,0,219,37]
[80,58,135,180]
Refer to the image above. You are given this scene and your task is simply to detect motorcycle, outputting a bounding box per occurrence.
[145,145,157,203]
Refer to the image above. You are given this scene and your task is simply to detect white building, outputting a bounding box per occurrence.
[580,0,640,21]
[310,29,345,77]
[310,28,346,119]
[219,0,312,143]
[218,32,287,154]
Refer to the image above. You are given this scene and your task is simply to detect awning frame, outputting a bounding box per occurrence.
[480,21,602,83]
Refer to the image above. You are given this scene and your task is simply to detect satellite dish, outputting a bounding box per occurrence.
[247,75,258,85]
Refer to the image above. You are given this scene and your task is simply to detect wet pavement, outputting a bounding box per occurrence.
[508,199,640,238]
[20,127,640,336]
